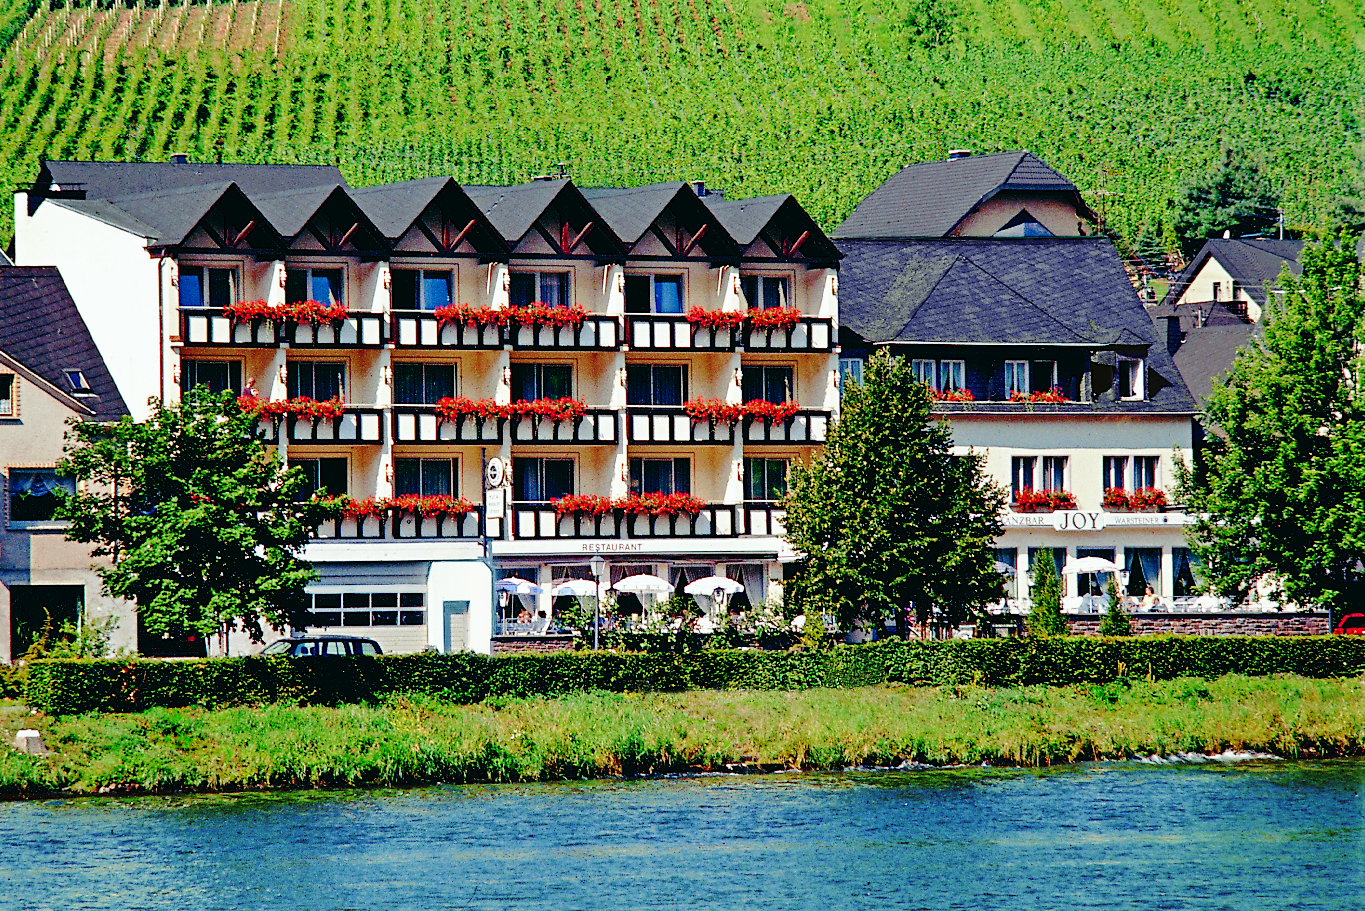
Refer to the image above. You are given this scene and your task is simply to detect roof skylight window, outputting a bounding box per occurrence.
[65,370,91,392]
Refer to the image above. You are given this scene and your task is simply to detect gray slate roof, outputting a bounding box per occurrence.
[42,160,345,201]
[464,179,574,244]
[835,151,1091,239]
[1172,321,1257,406]
[0,266,128,421]
[703,194,842,261]
[349,177,508,254]
[839,237,1156,347]
[1161,238,1304,308]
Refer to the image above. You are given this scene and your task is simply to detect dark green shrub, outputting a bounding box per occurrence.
[1099,576,1133,636]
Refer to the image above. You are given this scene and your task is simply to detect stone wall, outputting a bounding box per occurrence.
[1064,613,1330,637]
[491,635,579,654]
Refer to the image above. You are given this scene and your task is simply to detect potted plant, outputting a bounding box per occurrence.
[1102,487,1132,511]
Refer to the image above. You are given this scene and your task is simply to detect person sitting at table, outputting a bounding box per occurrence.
[516,606,532,623]
[534,610,552,633]
[1141,584,1159,611]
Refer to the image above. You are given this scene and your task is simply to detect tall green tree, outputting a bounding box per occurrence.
[1177,233,1365,616]
[1025,550,1067,637]
[58,388,336,642]
[1099,574,1132,636]
[1172,148,1281,257]
[782,350,1005,633]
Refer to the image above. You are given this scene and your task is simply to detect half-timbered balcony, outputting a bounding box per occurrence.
[508,410,618,445]
[509,316,621,350]
[511,502,624,540]
[313,514,387,540]
[626,316,737,351]
[285,408,385,445]
[312,509,482,540]
[278,315,384,347]
[743,317,834,352]
[741,410,831,445]
[743,502,786,537]
[390,312,503,349]
[623,504,737,538]
[391,407,504,444]
[180,308,278,347]
[626,407,737,444]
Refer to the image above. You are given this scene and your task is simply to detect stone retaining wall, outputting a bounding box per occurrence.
[491,635,579,654]
[1064,613,1330,637]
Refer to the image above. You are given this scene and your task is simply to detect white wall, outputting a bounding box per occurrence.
[428,559,494,654]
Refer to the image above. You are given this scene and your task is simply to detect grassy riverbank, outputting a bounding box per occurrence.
[4,674,1364,797]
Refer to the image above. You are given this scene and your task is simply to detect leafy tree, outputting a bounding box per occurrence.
[1099,574,1132,636]
[1172,148,1281,257]
[1025,551,1067,637]
[901,0,958,50]
[1176,233,1365,617]
[57,388,336,643]
[782,350,1005,635]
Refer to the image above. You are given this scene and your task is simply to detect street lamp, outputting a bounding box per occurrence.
[589,551,606,651]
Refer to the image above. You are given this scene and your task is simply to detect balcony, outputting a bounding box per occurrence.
[391,407,504,444]
[313,508,482,540]
[278,315,384,347]
[626,316,737,351]
[743,502,786,537]
[626,408,737,444]
[391,312,503,349]
[509,502,738,539]
[284,408,385,445]
[509,316,621,350]
[180,308,277,347]
[622,504,737,538]
[509,410,618,445]
[742,410,830,445]
[743,317,834,352]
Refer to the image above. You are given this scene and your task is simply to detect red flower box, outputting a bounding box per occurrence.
[685,306,747,330]
[615,492,706,516]
[507,397,587,423]
[551,494,618,516]
[1013,488,1077,512]
[1009,387,1068,404]
[238,396,346,420]
[433,303,510,328]
[742,400,801,423]
[1130,487,1168,510]
[747,307,802,330]
[434,396,507,422]
[931,388,975,403]
[1103,488,1131,510]
[684,398,744,424]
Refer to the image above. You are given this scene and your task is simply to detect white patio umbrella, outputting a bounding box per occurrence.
[495,577,543,595]
[551,579,600,598]
[683,575,745,598]
[1061,556,1122,575]
[611,573,673,595]
[992,561,1017,576]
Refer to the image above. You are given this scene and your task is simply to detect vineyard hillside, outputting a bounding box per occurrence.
[2,0,1362,251]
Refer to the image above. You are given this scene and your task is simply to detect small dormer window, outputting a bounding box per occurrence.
[1118,358,1144,400]
[65,370,91,392]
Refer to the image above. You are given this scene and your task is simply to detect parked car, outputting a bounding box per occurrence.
[1332,613,1365,635]
[260,636,383,656]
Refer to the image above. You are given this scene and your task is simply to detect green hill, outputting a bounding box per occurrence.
[2,0,1362,251]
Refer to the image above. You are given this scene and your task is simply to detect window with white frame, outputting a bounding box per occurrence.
[394,458,457,497]
[0,375,13,416]
[744,457,789,501]
[1104,455,1158,490]
[393,362,456,404]
[912,359,936,388]
[939,360,965,392]
[1010,456,1037,497]
[1133,455,1158,488]
[285,267,343,305]
[838,358,863,389]
[742,365,793,404]
[1118,357,1144,400]
[288,361,345,400]
[510,363,572,401]
[1005,360,1029,395]
[1102,456,1128,491]
[514,458,574,501]
[8,469,75,522]
[178,266,237,308]
[181,360,242,396]
[624,274,684,314]
[741,275,790,310]
[629,457,691,496]
[1040,456,1067,491]
[510,271,570,309]
[391,269,453,311]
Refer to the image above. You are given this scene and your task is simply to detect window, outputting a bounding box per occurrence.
[178,266,236,308]
[838,358,863,389]
[1133,456,1158,489]
[8,469,75,522]
[1028,547,1065,585]
[741,275,790,310]
[629,458,690,496]
[510,363,572,401]
[391,269,452,311]
[1173,548,1202,597]
[627,364,687,406]
[1040,456,1067,491]
[307,591,425,628]
[745,458,789,501]
[181,360,242,396]
[742,365,793,404]
[288,362,345,401]
[1125,548,1162,597]
[912,359,936,388]
[1103,456,1128,491]
[285,267,343,305]
[1011,456,1037,496]
[0,375,13,416]
[393,363,456,405]
[1076,547,1116,596]
[1030,360,1058,394]
[65,370,91,392]
[514,458,574,501]
[939,360,965,392]
[291,458,347,499]
[394,458,456,497]
[1119,358,1144,400]
[624,274,684,314]
[509,271,570,309]
[1005,360,1029,395]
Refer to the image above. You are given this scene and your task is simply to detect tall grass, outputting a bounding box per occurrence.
[5,674,1365,798]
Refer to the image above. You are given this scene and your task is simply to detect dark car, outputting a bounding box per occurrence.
[1332,613,1365,636]
[260,636,383,656]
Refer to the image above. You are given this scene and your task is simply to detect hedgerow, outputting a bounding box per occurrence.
[25,636,1365,716]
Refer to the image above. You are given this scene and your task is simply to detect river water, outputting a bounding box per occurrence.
[3,761,1363,910]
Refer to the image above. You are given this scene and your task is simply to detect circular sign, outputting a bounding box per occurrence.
[485,457,505,489]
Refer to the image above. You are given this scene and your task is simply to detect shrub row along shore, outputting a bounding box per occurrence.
[4,675,1365,798]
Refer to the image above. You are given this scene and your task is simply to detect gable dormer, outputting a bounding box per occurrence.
[352,178,508,260]
[164,183,287,255]
[465,179,625,261]
[580,183,738,263]
[257,185,389,258]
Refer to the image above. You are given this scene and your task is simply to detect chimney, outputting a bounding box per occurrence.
[169,152,189,165]
[692,180,706,197]
[947,149,973,161]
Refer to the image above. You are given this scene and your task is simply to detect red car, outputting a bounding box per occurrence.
[1332,613,1365,635]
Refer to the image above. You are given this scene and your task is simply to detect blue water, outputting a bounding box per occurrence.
[2,762,1363,910]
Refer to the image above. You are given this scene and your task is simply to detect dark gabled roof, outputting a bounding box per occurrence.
[580,183,739,258]
[1172,321,1257,406]
[839,237,1155,347]
[704,194,842,261]
[251,185,388,253]
[464,179,626,255]
[349,177,508,255]
[0,266,128,421]
[38,159,345,202]
[1161,238,1304,308]
[834,150,1094,239]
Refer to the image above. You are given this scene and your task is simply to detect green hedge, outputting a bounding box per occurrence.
[24,636,1365,716]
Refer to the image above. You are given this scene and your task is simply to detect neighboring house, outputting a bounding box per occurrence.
[0,266,134,663]
[837,151,1202,612]
[14,160,839,655]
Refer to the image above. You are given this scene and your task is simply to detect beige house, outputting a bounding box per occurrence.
[0,266,135,662]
